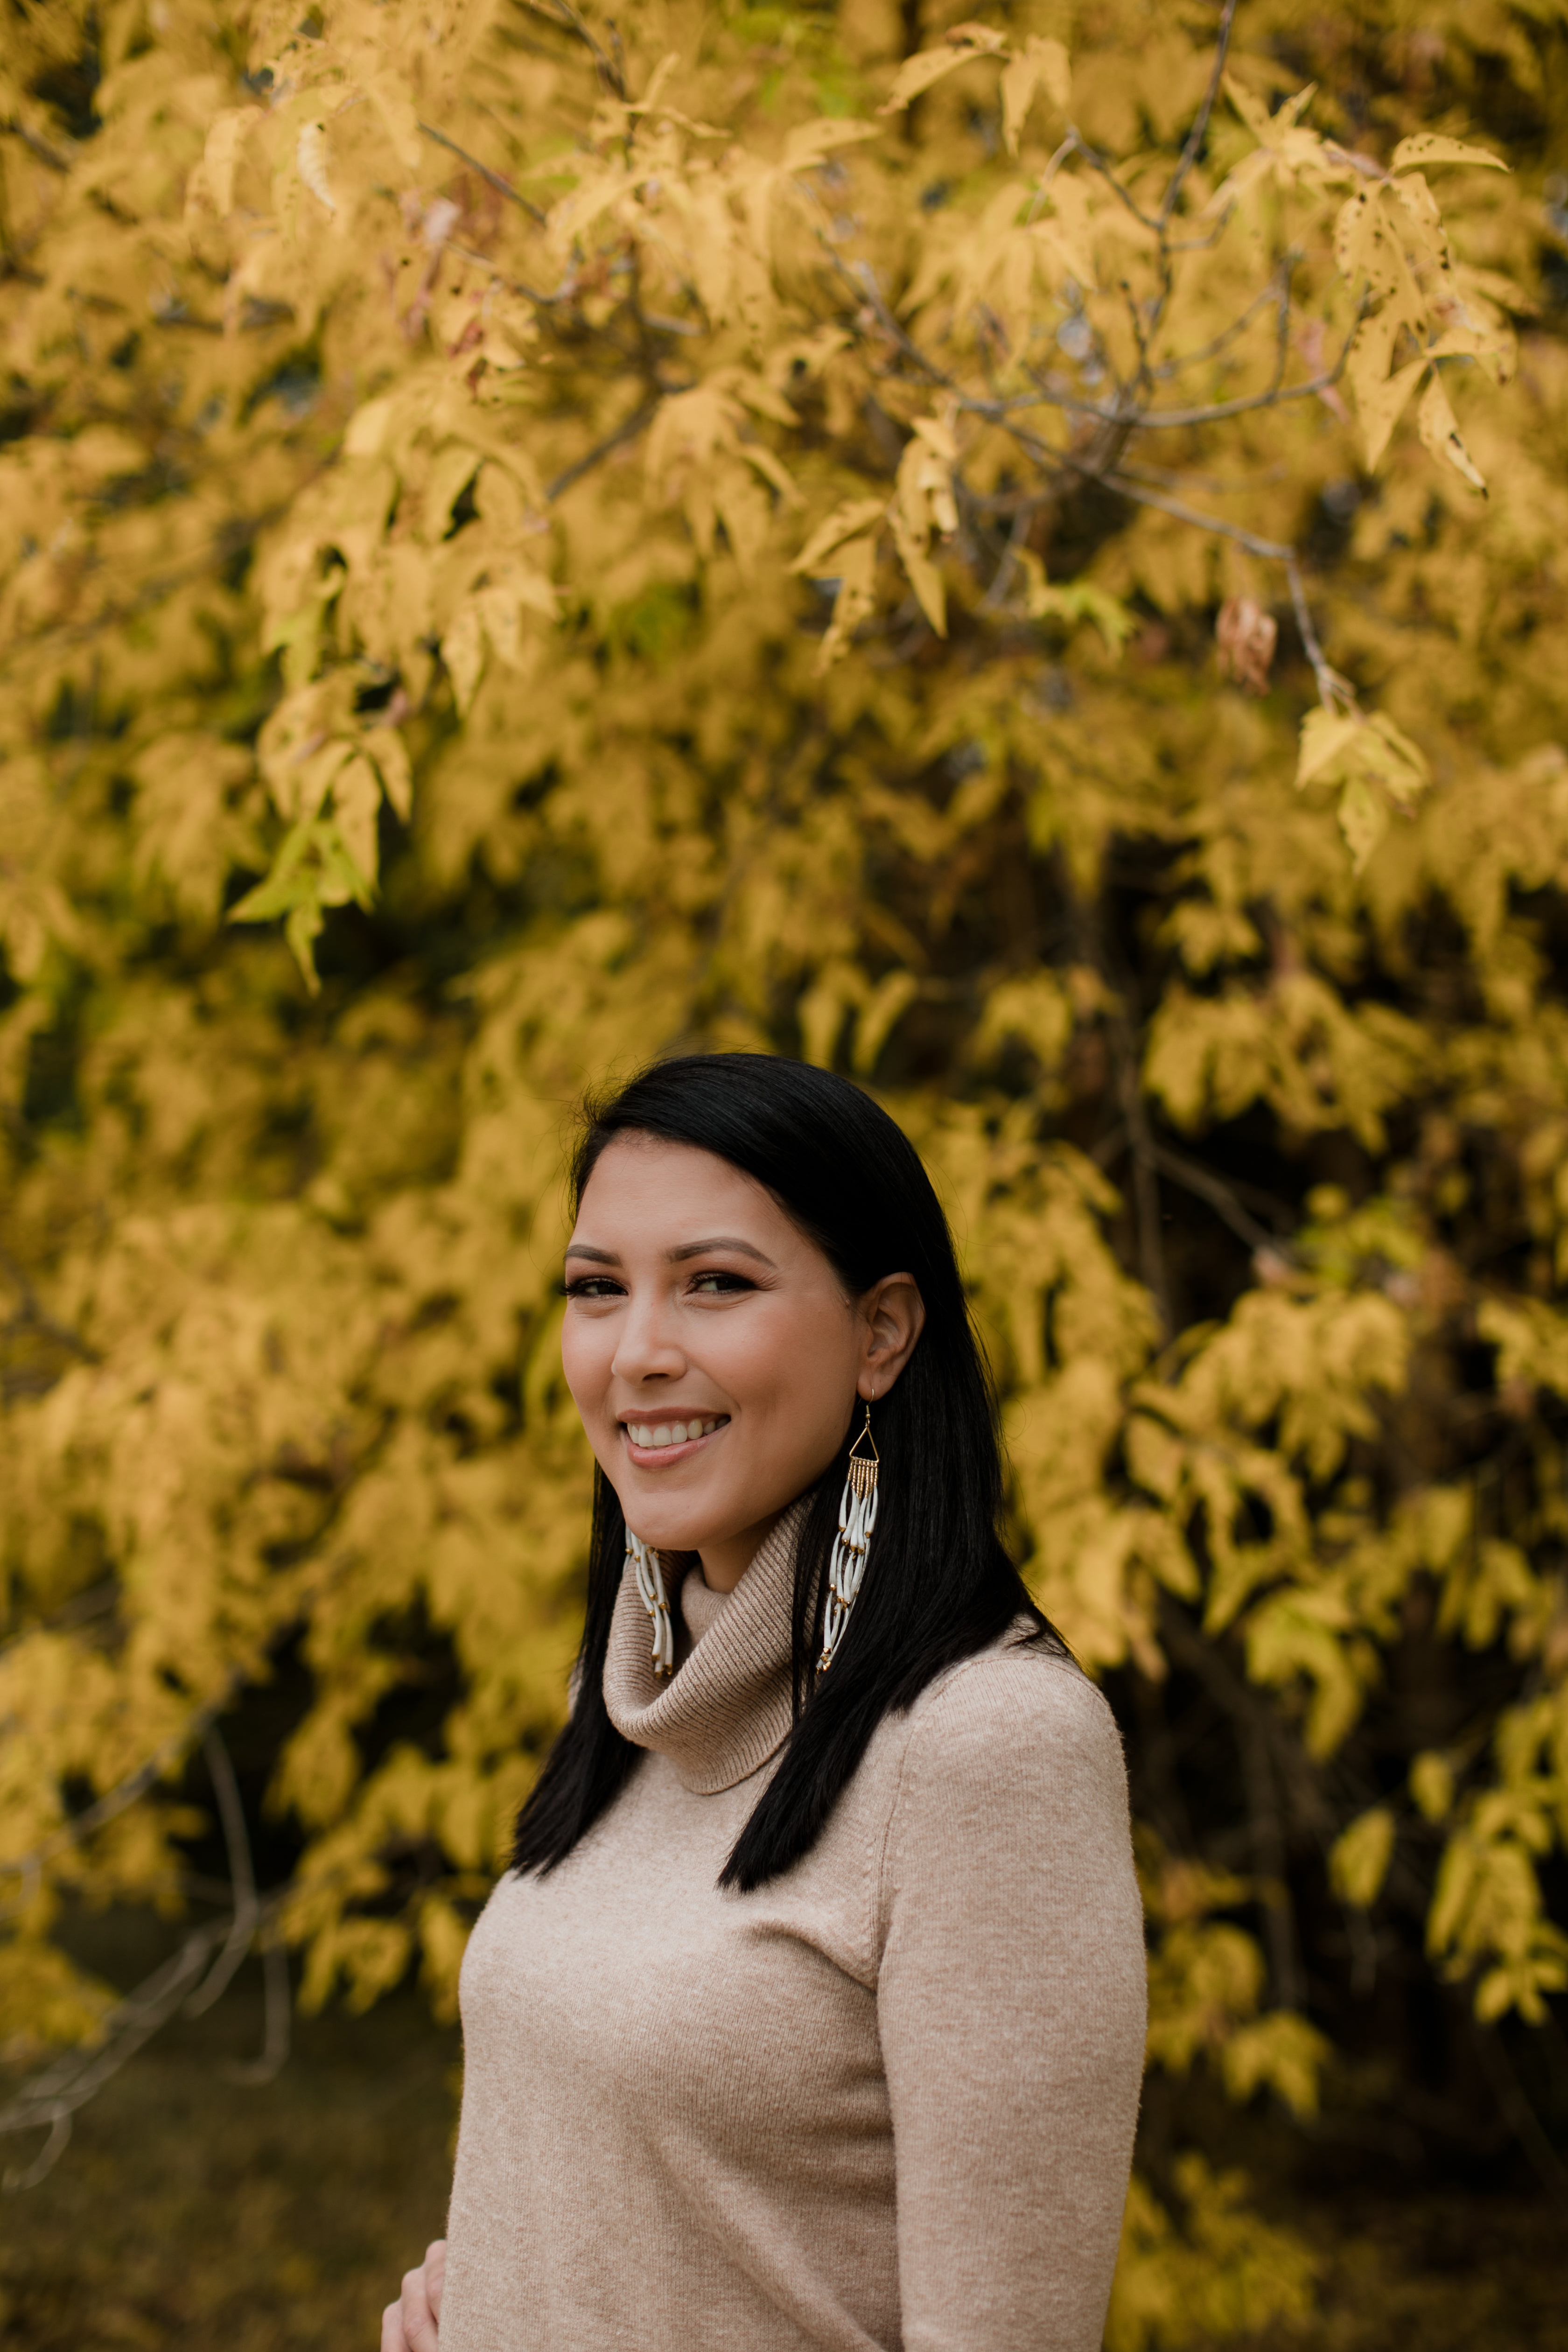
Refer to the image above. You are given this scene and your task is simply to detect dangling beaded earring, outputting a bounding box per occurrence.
[626,1527,674,1679]
[818,1400,880,1674]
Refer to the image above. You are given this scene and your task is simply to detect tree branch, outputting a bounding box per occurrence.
[1091,467,1352,708]
[0,1881,297,2191]
[182,1729,260,2020]
[1060,128,1161,234]
[516,0,626,98]
[1,121,72,174]
[1149,1141,1298,1260]
[419,121,550,224]
[1154,273,1290,379]
[1159,0,1241,227]
[545,391,662,502]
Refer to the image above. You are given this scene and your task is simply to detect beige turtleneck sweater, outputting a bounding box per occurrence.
[438,1506,1146,2352]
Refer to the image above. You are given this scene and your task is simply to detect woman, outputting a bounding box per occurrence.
[385,1054,1146,2352]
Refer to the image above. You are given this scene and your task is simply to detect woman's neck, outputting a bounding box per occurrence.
[696,1506,786,1593]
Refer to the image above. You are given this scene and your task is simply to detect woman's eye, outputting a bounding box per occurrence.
[689,1270,755,1295]
[564,1276,624,1300]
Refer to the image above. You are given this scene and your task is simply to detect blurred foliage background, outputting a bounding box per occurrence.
[1,0,1567,2340]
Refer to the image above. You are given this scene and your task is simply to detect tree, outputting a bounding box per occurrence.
[2,0,1566,2326]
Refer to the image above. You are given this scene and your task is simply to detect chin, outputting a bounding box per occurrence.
[617,1496,707,1551]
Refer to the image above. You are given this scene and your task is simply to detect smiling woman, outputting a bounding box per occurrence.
[561,1136,924,1597]
[383,1055,1146,2352]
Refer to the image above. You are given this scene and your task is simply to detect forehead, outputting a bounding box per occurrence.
[572,1134,793,1242]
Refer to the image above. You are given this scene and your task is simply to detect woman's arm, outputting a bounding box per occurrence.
[877,1651,1147,2352]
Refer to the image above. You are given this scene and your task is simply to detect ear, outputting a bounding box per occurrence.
[857,1272,926,1399]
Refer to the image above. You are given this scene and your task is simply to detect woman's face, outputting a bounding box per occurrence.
[561,1133,924,1591]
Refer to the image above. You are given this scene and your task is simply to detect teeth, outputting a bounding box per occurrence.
[628,1417,723,1449]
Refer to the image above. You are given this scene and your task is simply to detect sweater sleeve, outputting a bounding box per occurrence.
[876,1648,1146,2352]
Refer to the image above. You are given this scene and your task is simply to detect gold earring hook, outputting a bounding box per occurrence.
[849,1397,878,1465]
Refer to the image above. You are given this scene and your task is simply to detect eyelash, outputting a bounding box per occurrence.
[561,1270,757,1301]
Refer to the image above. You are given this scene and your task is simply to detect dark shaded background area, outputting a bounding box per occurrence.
[1,1915,458,2351]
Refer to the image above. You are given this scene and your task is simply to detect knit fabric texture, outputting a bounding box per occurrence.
[438,1504,1147,2351]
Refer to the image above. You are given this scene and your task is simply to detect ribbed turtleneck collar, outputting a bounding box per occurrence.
[602,1500,807,1795]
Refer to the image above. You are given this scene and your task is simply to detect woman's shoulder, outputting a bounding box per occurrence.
[866,1626,1136,1919]
[911,1621,1120,1750]
[874,1625,1129,1835]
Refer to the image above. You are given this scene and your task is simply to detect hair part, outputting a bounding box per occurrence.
[510,1052,1057,1891]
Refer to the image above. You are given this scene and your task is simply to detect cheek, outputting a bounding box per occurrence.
[559,1318,609,1420]
[730,1297,859,1424]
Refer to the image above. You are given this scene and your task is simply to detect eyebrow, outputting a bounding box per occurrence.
[563,1235,778,1269]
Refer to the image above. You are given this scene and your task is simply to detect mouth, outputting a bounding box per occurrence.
[620,1413,729,1464]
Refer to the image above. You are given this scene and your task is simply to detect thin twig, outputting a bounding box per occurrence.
[1266,253,1297,399]
[1,1918,231,2188]
[1020,353,1348,432]
[441,238,558,308]
[183,1729,259,2020]
[1121,279,1156,399]
[1154,274,1288,380]
[1281,551,1352,711]
[517,0,626,98]
[0,1879,300,2190]
[1159,0,1241,227]
[1136,371,1342,429]
[1150,1142,1297,1260]
[1162,212,1235,256]
[225,1935,292,2086]
[1025,136,1076,223]
[1061,127,1161,233]
[419,122,550,224]
[3,122,72,174]
[1090,466,1351,708]
[977,504,1030,613]
[545,391,662,501]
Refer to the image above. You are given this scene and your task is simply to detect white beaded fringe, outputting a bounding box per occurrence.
[627,1527,674,1678]
[819,1452,878,1673]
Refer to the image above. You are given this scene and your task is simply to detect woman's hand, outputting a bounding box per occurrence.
[381,2239,446,2350]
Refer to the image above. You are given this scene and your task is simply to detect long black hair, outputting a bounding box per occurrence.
[510,1052,1055,1891]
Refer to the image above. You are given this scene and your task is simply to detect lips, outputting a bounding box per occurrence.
[621,1414,728,1456]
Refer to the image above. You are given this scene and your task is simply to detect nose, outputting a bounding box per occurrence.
[609,1288,687,1388]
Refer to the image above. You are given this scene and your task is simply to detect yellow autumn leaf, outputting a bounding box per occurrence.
[791,498,888,576]
[1391,133,1508,175]
[878,28,1006,117]
[1410,1752,1456,1824]
[1000,37,1071,155]
[1330,1807,1397,1908]
[1417,369,1488,493]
